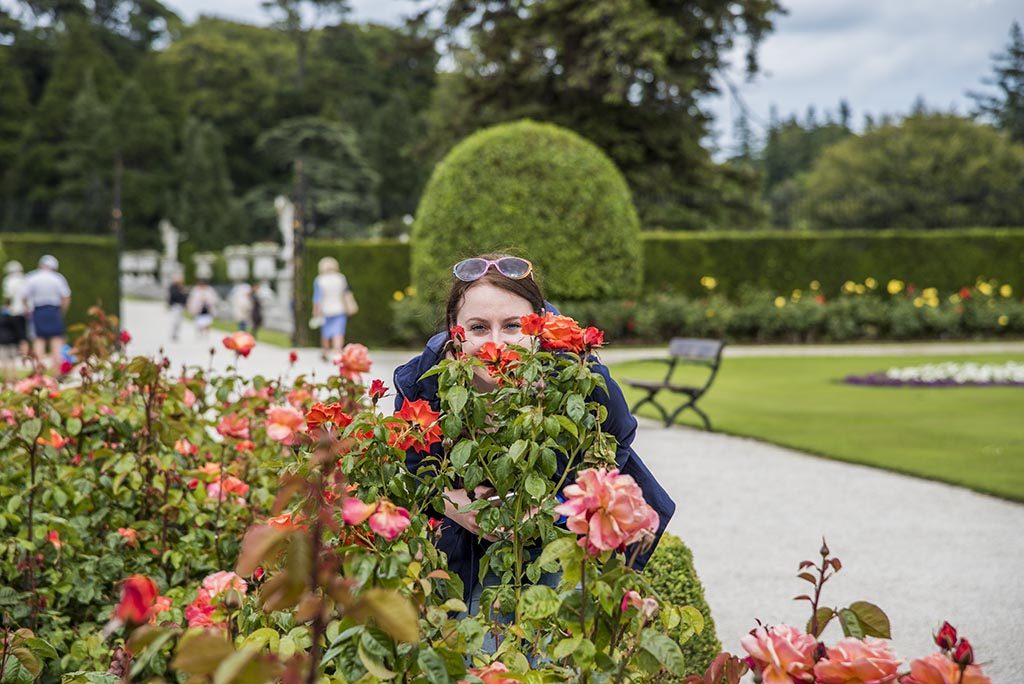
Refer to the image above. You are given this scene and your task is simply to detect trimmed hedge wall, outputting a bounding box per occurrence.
[0,233,118,329]
[301,239,411,347]
[643,228,1024,298]
[645,533,721,676]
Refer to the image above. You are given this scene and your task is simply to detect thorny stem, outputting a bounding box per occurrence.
[26,436,40,630]
[809,549,833,636]
[305,471,326,684]
[213,443,228,569]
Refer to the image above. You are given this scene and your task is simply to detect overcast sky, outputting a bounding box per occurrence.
[164,0,1022,154]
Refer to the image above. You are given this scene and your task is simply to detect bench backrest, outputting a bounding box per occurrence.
[668,338,725,364]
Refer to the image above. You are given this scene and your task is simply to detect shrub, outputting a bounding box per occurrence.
[0,233,118,329]
[411,119,643,303]
[644,533,721,675]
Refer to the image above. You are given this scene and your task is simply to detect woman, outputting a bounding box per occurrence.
[393,254,675,607]
[312,257,350,361]
[186,279,219,338]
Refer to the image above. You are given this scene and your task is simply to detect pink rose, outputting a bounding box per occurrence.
[459,661,517,684]
[814,638,900,683]
[185,588,217,628]
[148,595,172,624]
[335,343,372,381]
[740,625,817,684]
[216,413,250,439]
[342,498,376,526]
[368,501,411,541]
[265,404,307,445]
[206,475,249,505]
[901,652,990,684]
[620,590,658,618]
[202,570,247,597]
[554,468,659,555]
[223,331,256,357]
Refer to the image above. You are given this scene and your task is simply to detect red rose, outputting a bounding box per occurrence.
[583,326,604,350]
[476,341,503,364]
[222,331,256,357]
[449,325,466,343]
[368,379,388,400]
[288,350,298,364]
[935,621,957,650]
[520,313,545,336]
[539,314,586,353]
[119,330,131,344]
[959,287,971,300]
[116,575,159,625]
[953,638,975,666]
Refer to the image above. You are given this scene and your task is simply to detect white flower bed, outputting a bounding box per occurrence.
[884,361,1024,385]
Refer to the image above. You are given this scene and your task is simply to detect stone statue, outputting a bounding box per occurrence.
[274,195,295,262]
[159,219,180,263]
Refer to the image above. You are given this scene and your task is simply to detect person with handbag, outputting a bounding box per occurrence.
[311,256,357,362]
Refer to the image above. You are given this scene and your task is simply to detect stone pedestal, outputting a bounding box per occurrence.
[224,245,251,283]
[193,253,217,281]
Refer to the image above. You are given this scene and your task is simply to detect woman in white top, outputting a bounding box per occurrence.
[186,279,220,338]
[312,257,349,361]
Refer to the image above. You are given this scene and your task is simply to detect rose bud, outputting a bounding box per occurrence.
[953,638,974,666]
[935,621,957,650]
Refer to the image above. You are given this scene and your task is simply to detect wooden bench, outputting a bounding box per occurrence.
[625,338,726,430]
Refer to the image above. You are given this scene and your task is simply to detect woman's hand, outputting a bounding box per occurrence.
[443,486,498,541]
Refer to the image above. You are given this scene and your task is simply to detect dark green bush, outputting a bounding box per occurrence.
[300,238,410,347]
[411,119,643,303]
[643,228,1024,299]
[645,533,721,676]
[0,233,118,329]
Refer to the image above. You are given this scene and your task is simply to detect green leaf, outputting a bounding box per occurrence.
[554,415,578,439]
[838,607,865,638]
[525,473,546,499]
[639,629,686,676]
[566,394,586,422]
[543,416,561,438]
[449,440,475,469]
[519,584,560,620]
[538,537,577,569]
[552,634,582,660]
[416,647,451,684]
[848,601,891,638]
[65,417,83,437]
[20,419,42,443]
[357,638,397,680]
[807,607,836,637]
[507,440,528,462]
[347,589,420,643]
[446,386,469,414]
[171,630,235,676]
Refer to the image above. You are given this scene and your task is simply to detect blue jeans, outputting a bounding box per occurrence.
[465,569,562,655]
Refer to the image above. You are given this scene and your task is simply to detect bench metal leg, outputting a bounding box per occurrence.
[668,400,712,431]
[630,393,671,427]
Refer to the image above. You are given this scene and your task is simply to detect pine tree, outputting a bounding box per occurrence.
[172,118,242,250]
[969,21,1024,142]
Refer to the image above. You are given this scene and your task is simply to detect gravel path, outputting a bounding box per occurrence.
[125,300,1023,682]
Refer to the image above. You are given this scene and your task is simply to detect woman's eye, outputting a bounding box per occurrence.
[505,322,521,330]
[469,324,486,333]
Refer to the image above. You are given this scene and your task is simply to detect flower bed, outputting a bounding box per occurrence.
[0,309,996,683]
[845,361,1024,387]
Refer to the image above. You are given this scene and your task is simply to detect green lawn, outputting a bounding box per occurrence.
[610,353,1024,502]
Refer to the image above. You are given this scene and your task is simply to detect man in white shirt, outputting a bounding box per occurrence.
[22,254,72,371]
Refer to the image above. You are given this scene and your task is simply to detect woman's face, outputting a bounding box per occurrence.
[454,282,535,386]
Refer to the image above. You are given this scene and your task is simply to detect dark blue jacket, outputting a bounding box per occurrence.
[393,331,676,599]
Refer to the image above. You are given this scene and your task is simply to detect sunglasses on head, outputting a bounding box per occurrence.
[452,256,534,282]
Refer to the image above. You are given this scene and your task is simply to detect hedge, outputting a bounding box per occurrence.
[0,233,119,329]
[643,228,1024,298]
[645,533,721,676]
[300,238,411,347]
[412,119,643,303]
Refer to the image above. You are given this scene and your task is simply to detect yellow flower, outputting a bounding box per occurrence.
[948,294,961,304]
[700,276,717,290]
[706,309,716,318]
[405,285,417,296]
[865,277,878,289]
[998,315,1009,326]
[1000,284,1013,298]
[810,280,821,291]
[791,289,802,302]
[887,279,904,295]
[854,284,866,295]
[774,296,786,308]
[913,297,924,308]
[978,282,993,296]
[392,290,405,302]
[922,287,938,299]
[842,281,855,294]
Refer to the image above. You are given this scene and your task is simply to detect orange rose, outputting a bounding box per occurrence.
[539,314,585,353]
[222,331,256,357]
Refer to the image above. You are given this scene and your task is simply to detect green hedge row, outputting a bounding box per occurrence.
[643,228,1024,298]
[300,238,411,347]
[0,233,119,329]
[645,533,721,676]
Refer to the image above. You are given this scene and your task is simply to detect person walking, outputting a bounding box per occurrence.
[186,279,219,338]
[22,254,71,371]
[311,257,351,361]
[229,281,254,331]
[249,281,264,340]
[2,261,29,360]
[167,273,188,341]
